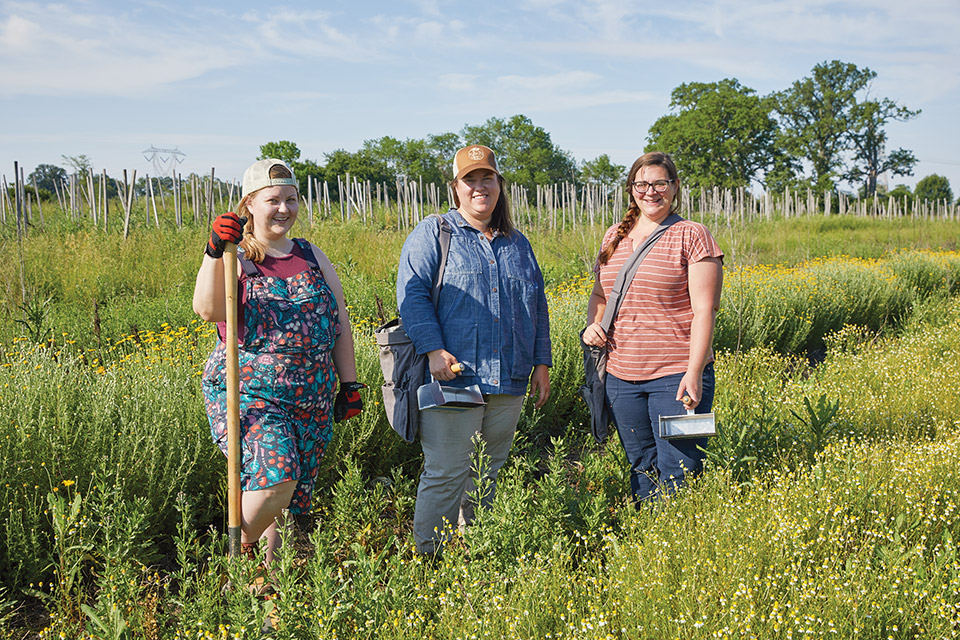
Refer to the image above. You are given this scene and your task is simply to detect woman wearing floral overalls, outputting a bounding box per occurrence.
[193,158,364,566]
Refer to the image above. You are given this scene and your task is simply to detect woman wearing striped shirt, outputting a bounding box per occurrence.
[582,152,723,502]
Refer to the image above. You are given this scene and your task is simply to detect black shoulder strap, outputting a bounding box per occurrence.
[237,247,261,278]
[430,213,453,309]
[293,238,322,271]
[600,213,683,332]
[238,239,321,277]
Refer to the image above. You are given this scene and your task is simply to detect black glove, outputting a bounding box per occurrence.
[205,213,246,259]
[334,381,366,422]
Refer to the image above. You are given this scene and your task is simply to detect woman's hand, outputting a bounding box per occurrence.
[581,322,607,347]
[206,213,245,258]
[528,364,550,409]
[676,372,701,410]
[427,349,460,381]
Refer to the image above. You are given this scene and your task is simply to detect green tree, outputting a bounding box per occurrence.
[258,141,325,195]
[361,136,451,185]
[460,114,576,187]
[775,60,876,191]
[579,154,625,195]
[761,153,811,194]
[258,141,301,165]
[61,154,92,175]
[645,79,781,190]
[322,148,393,198]
[886,184,913,206]
[914,174,953,203]
[427,132,463,182]
[843,99,919,196]
[6,184,53,202]
[28,164,67,193]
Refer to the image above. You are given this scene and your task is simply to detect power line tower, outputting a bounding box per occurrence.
[142,145,186,179]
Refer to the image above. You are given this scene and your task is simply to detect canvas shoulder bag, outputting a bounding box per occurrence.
[375,214,453,443]
[579,214,682,442]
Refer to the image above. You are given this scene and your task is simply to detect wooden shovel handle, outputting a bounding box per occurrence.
[223,243,242,558]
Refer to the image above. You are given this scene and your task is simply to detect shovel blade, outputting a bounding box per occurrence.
[658,411,716,440]
[417,381,486,411]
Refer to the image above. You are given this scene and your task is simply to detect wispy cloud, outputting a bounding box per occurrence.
[438,70,655,113]
[1,0,956,187]
[0,2,248,95]
[240,9,381,62]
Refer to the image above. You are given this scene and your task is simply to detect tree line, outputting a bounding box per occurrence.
[646,60,929,198]
[12,60,955,207]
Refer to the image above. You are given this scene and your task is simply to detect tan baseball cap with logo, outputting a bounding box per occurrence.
[452,145,500,181]
[242,159,298,197]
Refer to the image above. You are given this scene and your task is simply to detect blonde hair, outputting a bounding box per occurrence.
[237,164,296,263]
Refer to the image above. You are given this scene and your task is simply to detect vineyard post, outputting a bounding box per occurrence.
[307,176,313,225]
[20,168,33,232]
[101,169,108,233]
[86,168,95,226]
[323,180,331,220]
[336,175,344,222]
[192,174,200,225]
[207,168,215,227]
[148,175,160,228]
[344,172,352,221]
[31,173,43,226]
[174,172,182,228]
[0,174,7,224]
[14,161,27,302]
[156,176,166,216]
[121,169,135,239]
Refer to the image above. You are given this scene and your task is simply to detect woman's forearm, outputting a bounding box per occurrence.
[193,254,228,322]
[332,319,358,382]
[686,310,716,376]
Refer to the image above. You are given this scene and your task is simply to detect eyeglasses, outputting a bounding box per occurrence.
[630,179,674,193]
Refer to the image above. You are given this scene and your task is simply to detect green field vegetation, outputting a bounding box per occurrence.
[2,215,960,637]
[5,213,960,347]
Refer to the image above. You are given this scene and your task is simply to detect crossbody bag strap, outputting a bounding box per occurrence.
[599,213,682,332]
[429,213,453,309]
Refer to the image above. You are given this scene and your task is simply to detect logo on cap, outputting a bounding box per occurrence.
[467,147,485,161]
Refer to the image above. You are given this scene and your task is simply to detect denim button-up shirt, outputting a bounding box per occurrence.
[397,209,552,396]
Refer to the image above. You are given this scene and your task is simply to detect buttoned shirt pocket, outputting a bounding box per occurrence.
[497,243,538,379]
[444,235,483,275]
[506,274,538,379]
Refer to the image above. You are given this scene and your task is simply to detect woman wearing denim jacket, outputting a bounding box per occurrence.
[397,145,551,556]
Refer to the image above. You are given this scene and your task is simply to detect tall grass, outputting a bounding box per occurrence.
[0,325,221,591]
[6,215,960,347]
[715,250,960,353]
[4,217,960,636]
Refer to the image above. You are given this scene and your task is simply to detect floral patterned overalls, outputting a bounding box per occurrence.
[202,238,340,514]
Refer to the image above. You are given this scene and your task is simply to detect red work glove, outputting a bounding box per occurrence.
[334,382,366,422]
[205,213,246,259]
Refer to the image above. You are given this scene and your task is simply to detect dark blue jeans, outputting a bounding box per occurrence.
[606,363,715,502]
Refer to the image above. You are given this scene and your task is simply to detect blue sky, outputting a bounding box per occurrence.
[2,0,958,193]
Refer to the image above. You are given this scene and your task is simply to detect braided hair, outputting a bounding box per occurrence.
[597,151,680,266]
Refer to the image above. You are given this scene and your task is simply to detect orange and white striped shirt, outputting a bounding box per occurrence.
[594,220,723,381]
